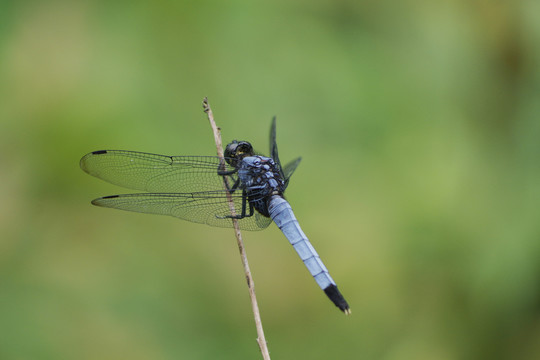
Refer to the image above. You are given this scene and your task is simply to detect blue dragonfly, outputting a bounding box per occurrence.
[80,119,350,314]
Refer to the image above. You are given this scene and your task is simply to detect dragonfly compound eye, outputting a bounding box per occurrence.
[224,140,239,159]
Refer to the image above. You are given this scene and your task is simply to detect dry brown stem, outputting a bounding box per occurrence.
[202,97,271,360]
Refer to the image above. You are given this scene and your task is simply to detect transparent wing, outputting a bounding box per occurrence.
[269,117,301,189]
[283,157,302,183]
[80,150,235,193]
[269,116,282,176]
[92,191,273,231]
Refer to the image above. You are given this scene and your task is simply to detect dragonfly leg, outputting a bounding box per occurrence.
[217,167,237,176]
[216,189,255,220]
[227,178,241,194]
[217,164,241,194]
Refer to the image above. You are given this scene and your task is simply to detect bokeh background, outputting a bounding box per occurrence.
[1,1,540,359]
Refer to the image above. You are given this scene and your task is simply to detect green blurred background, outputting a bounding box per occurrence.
[1,0,540,359]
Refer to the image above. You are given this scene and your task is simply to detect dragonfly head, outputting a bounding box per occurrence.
[224,140,254,167]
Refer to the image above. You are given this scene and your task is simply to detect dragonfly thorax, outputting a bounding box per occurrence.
[238,155,285,216]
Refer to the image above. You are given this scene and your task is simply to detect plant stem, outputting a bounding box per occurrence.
[202,97,271,360]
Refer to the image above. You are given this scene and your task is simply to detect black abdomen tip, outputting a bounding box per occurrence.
[324,285,351,315]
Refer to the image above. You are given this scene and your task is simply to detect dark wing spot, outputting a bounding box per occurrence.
[101,195,119,199]
[92,150,108,155]
[91,195,119,206]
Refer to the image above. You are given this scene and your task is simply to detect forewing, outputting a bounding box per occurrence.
[269,118,301,189]
[269,117,285,179]
[269,117,279,164]
[80,150,235,193]
[91,191,272,231]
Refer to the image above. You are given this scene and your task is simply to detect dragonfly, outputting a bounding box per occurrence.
[80,118,350,314]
